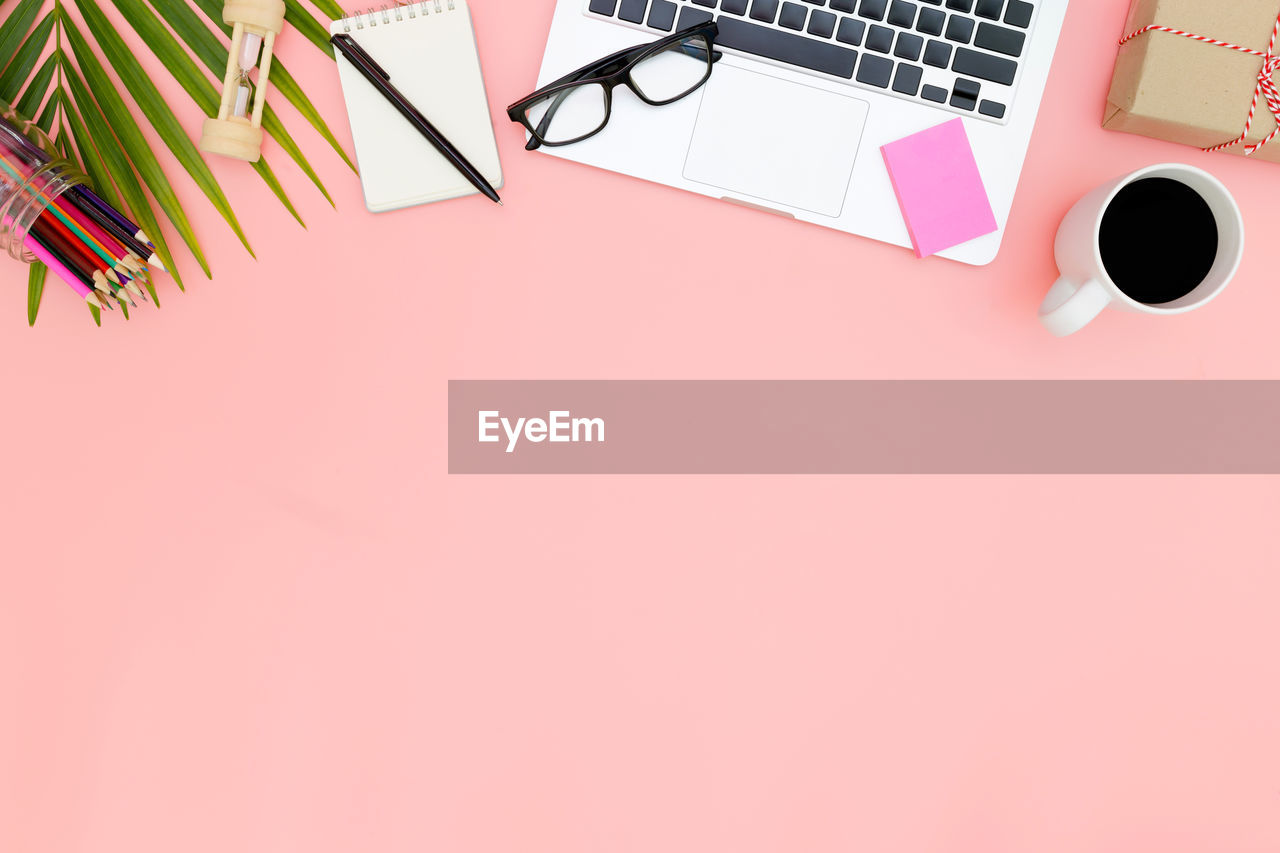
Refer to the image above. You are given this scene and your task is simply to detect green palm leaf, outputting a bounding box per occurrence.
[284,0,334,57]
[58,90,160,304]
[63,70,186,291]
[73,0,255,256]
[13,52,54,117]
[0,0,43,68]
[305,0,345,23]
[184,0,356,172]
[0,12,52,94]
[121,0,334,207]
[27,254,45,326]
[107,0,305,222]
[0,0,353,325]
[63,14,213,273]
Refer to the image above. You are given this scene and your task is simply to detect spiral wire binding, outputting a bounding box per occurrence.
[339,0,453,30]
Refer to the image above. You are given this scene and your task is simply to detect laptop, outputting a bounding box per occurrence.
[531,0,1068,265]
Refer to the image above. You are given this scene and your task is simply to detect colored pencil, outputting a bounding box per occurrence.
[0,150,131,271]
[34,223,113,293]
[35,209,123,282]
[68,193,154,263]
[76,185,153,247]
[35,216,116,283]
[23,232,106,309]
[49,197,131,263]
[1,113,167,316]
[0,114,152,246]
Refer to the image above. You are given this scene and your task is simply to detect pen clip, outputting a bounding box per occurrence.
[331,33,391,80]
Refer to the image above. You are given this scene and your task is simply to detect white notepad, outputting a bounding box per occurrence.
[330,0,502,212]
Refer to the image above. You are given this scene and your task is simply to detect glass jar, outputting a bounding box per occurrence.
[0,100,88,262]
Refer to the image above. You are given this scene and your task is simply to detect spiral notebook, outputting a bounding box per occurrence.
[331,0,502,212]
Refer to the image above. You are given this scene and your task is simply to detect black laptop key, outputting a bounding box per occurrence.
[677,5,715,26]
[750,0,779,21]
[858,0,887,21]
[921,83,947,102]
[722,0,749,14]
[945,0,971,9]
[892,63,922,94]
[779,2,808,29]
[887,0,916,27]
[831,0,856,10]
[619,0,647,23]
[1003,0,1032,27]
[691,0,717,5]
[974,0,1002,18]
[978,99,1006,118]
[945,14,974,42]
[923,38,951,66]
[974,21,1025,55]
[803,0,826,4]
[809,9,838,36]
[916,7,944,34]
[836,16,865,43]
[647,0,677,29]
[866,24,894,52]
[952,46,1016,83]
[894,31,923,59]
[715,15,859,77]
[856,52,894,86]
[588,0,618,15]
[950,77,979,109]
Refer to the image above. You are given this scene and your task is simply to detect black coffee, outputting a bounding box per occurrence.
[1098,177,1218,305]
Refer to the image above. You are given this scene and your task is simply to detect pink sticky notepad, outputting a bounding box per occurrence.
[881,118,997,258]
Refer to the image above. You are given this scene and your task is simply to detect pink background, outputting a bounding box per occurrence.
[3,1,1278,851]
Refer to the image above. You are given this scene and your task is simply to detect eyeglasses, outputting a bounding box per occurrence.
[508,22,721,151]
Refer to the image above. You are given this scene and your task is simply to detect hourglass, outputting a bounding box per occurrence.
[199,0,286,162]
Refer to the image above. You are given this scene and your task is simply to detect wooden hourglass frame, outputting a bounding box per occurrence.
[199,0,285,162]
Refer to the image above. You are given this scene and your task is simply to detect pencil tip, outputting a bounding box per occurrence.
[496,200,504,206]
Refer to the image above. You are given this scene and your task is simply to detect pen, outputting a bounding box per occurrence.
[330,32,502,205]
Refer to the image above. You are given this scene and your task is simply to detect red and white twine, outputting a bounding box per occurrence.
[1118,14,1280,155]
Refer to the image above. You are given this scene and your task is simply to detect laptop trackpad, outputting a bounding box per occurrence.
[683,65,870,218]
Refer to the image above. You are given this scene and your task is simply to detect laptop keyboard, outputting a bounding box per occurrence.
[584,0,1038,123]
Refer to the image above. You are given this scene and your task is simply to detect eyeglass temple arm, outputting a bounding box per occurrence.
[517,23,718,104]
[522,45,651,103]
[524,33,720,150]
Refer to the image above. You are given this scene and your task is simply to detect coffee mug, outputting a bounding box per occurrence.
[1038,163,1244,337]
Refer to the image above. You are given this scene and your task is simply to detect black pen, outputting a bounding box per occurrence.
[331,32,502,205]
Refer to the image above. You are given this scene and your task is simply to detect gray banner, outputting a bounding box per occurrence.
[448,381,1280,474]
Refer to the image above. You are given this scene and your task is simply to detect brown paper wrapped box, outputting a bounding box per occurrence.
[1105,0,1280,163]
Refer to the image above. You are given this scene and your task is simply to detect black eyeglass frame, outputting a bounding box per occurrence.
[507,21,721,151]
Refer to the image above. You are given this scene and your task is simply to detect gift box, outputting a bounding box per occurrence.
[1104,0,1280,163]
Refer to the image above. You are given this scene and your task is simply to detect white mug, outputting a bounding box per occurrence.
[1038,163,1244,337]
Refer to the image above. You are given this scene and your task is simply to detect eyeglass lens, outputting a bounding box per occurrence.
[523,33,713,145]
[525,83,609,145]
[629,34,714,103]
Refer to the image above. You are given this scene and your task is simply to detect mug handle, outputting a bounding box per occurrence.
[1038,277,1111,337]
